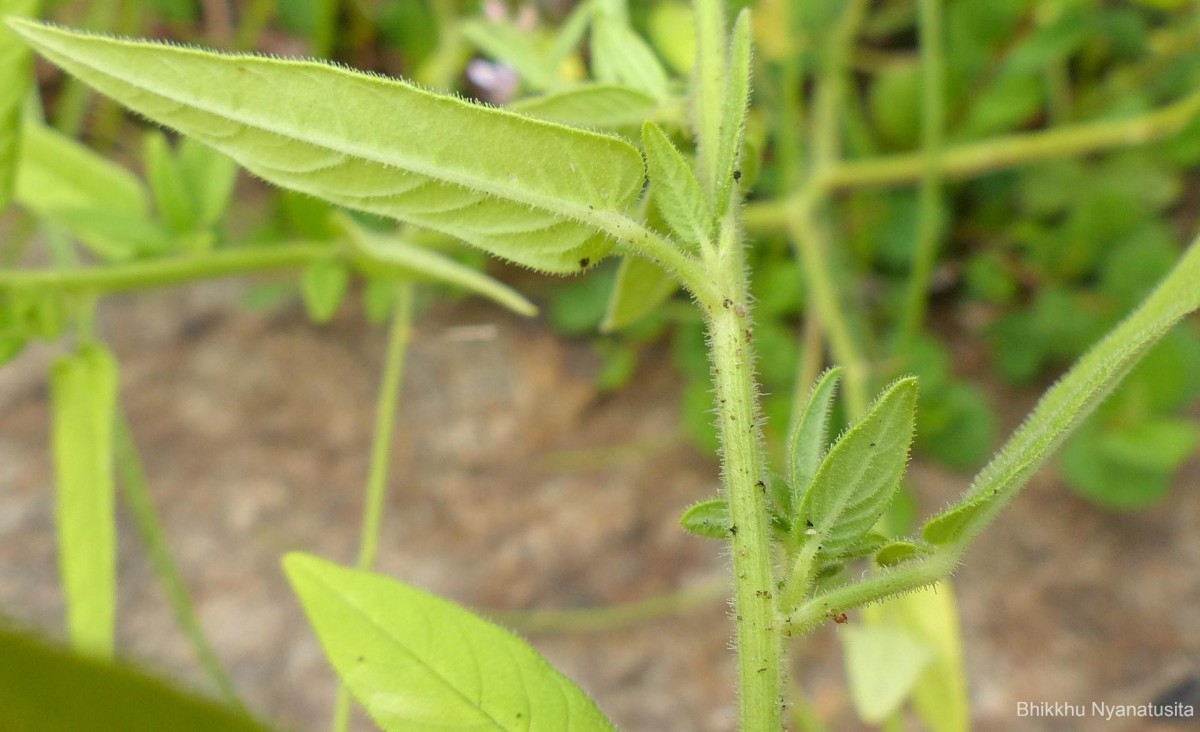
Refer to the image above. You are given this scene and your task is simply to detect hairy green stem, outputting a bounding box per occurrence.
[331,282,415,732]
[114,412,243,708]
[692,0,727,202]
[895,0,945,353]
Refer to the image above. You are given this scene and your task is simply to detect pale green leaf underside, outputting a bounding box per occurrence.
[10,20,647,274]
[925,240,1200,546]
[0,0,40,208]
[284,553,616,732]
[51,343,118,658]
[798,378,917,557]
[843,626,932,725]
[642,121,711,249]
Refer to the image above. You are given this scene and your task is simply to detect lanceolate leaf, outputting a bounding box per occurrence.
[714,9,752,214]
[10,20,647,274]
[924,241,1200,546]
[511,84,660,131]
[284,553,616,732]
[786,366,843,513]
[600,254,677,331]
[796,378,918,556]
[340,216,538,317]
[679,497,732,539]
[143,129,196,233]
[51,343,119,658]
[0,0,39,209]
[642,122,711,250]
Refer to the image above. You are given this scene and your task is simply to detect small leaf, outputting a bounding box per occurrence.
[590,15,670,100]
[177,137,238,228]
[786,366,844,514]
[284,553,616,732]
[11,20,646,274]
[600,254,677,332]
[836,532,889,561]
[0,625,269,732]
[921,497,986,546]
[843,625,933,724]
[714,8,751,214]
[301,259,349,323]
[0,0,39,209]
[511,84,660,131]
[680,497,733,539]
[461,18,560,92]
[341,216,537,317]
[143,129,196,233]
[51,342,119,658]
[874,540,934,568]
[642,121,711,249]
[796,378,918,556]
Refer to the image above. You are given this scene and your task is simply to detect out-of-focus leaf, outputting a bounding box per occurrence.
[0,0,40,209]
[601,254,677,332]
[843,625,932,724]
[647,1,695,75]
[590,15,670,100]
[511,84,659,130]
[0,624,269,732]
[51,343,119,658]
[177,137,238,228]
[143,129,196,233]
[301,259,349,323]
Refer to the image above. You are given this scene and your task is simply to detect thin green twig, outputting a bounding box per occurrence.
[895,0,945,354]
[114,411,244,709]
[331,282,415,732]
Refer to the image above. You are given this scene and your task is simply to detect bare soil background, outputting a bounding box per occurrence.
[1,274,1198,731]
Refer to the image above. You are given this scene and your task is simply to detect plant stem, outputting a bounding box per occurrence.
[693,0,727,203]
[742,88,1200,235]
[484,578,726,634]
[706,219,781,732]
[331,282,415,732]
[895,0,945,354]
[0,243,333,294]
[114,412,244,709]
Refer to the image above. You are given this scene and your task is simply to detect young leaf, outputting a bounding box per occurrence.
[0,625,269,732]
[0,0,39,209]
[796,378,918,557]
[51,342,119,658]
[924,240,1200,546]
[680,497,732,539]
[714,9,752,214]
[600,254,678,332]
[642,122,711,249]
[301,259,349,323]
[10,20,647,275]
[143,129,196,233]
[340,216,537,317]
[510,84,660,131]
[590,15,671,101]
[786,366,843,513]
[843,626,932,725]
[284,553,617,732]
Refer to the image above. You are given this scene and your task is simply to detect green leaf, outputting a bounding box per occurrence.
[177,137,238,228]
[0,0,39,210]
[843,625,932,724]
[284,553,617,732]
[600,254,677,332]
[11,20,647,275]
[642,122,711,249]
[1061,419,1199,510]
[874,540,934,568]
[590,15,670,100]
[925,240,1200,544]
[340,216,537,317]
[680,497,732,539]
[786,366,843,515]
[301,259,349,323]
[460,18,560,92]
[50,342,119,658]
[796,378,918,556]
[869,65,921,149]
[647,1,696,75]
[0,625,269,732]
[511,84,660,131]
[714,8,751,214]
[143,129,196,233]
